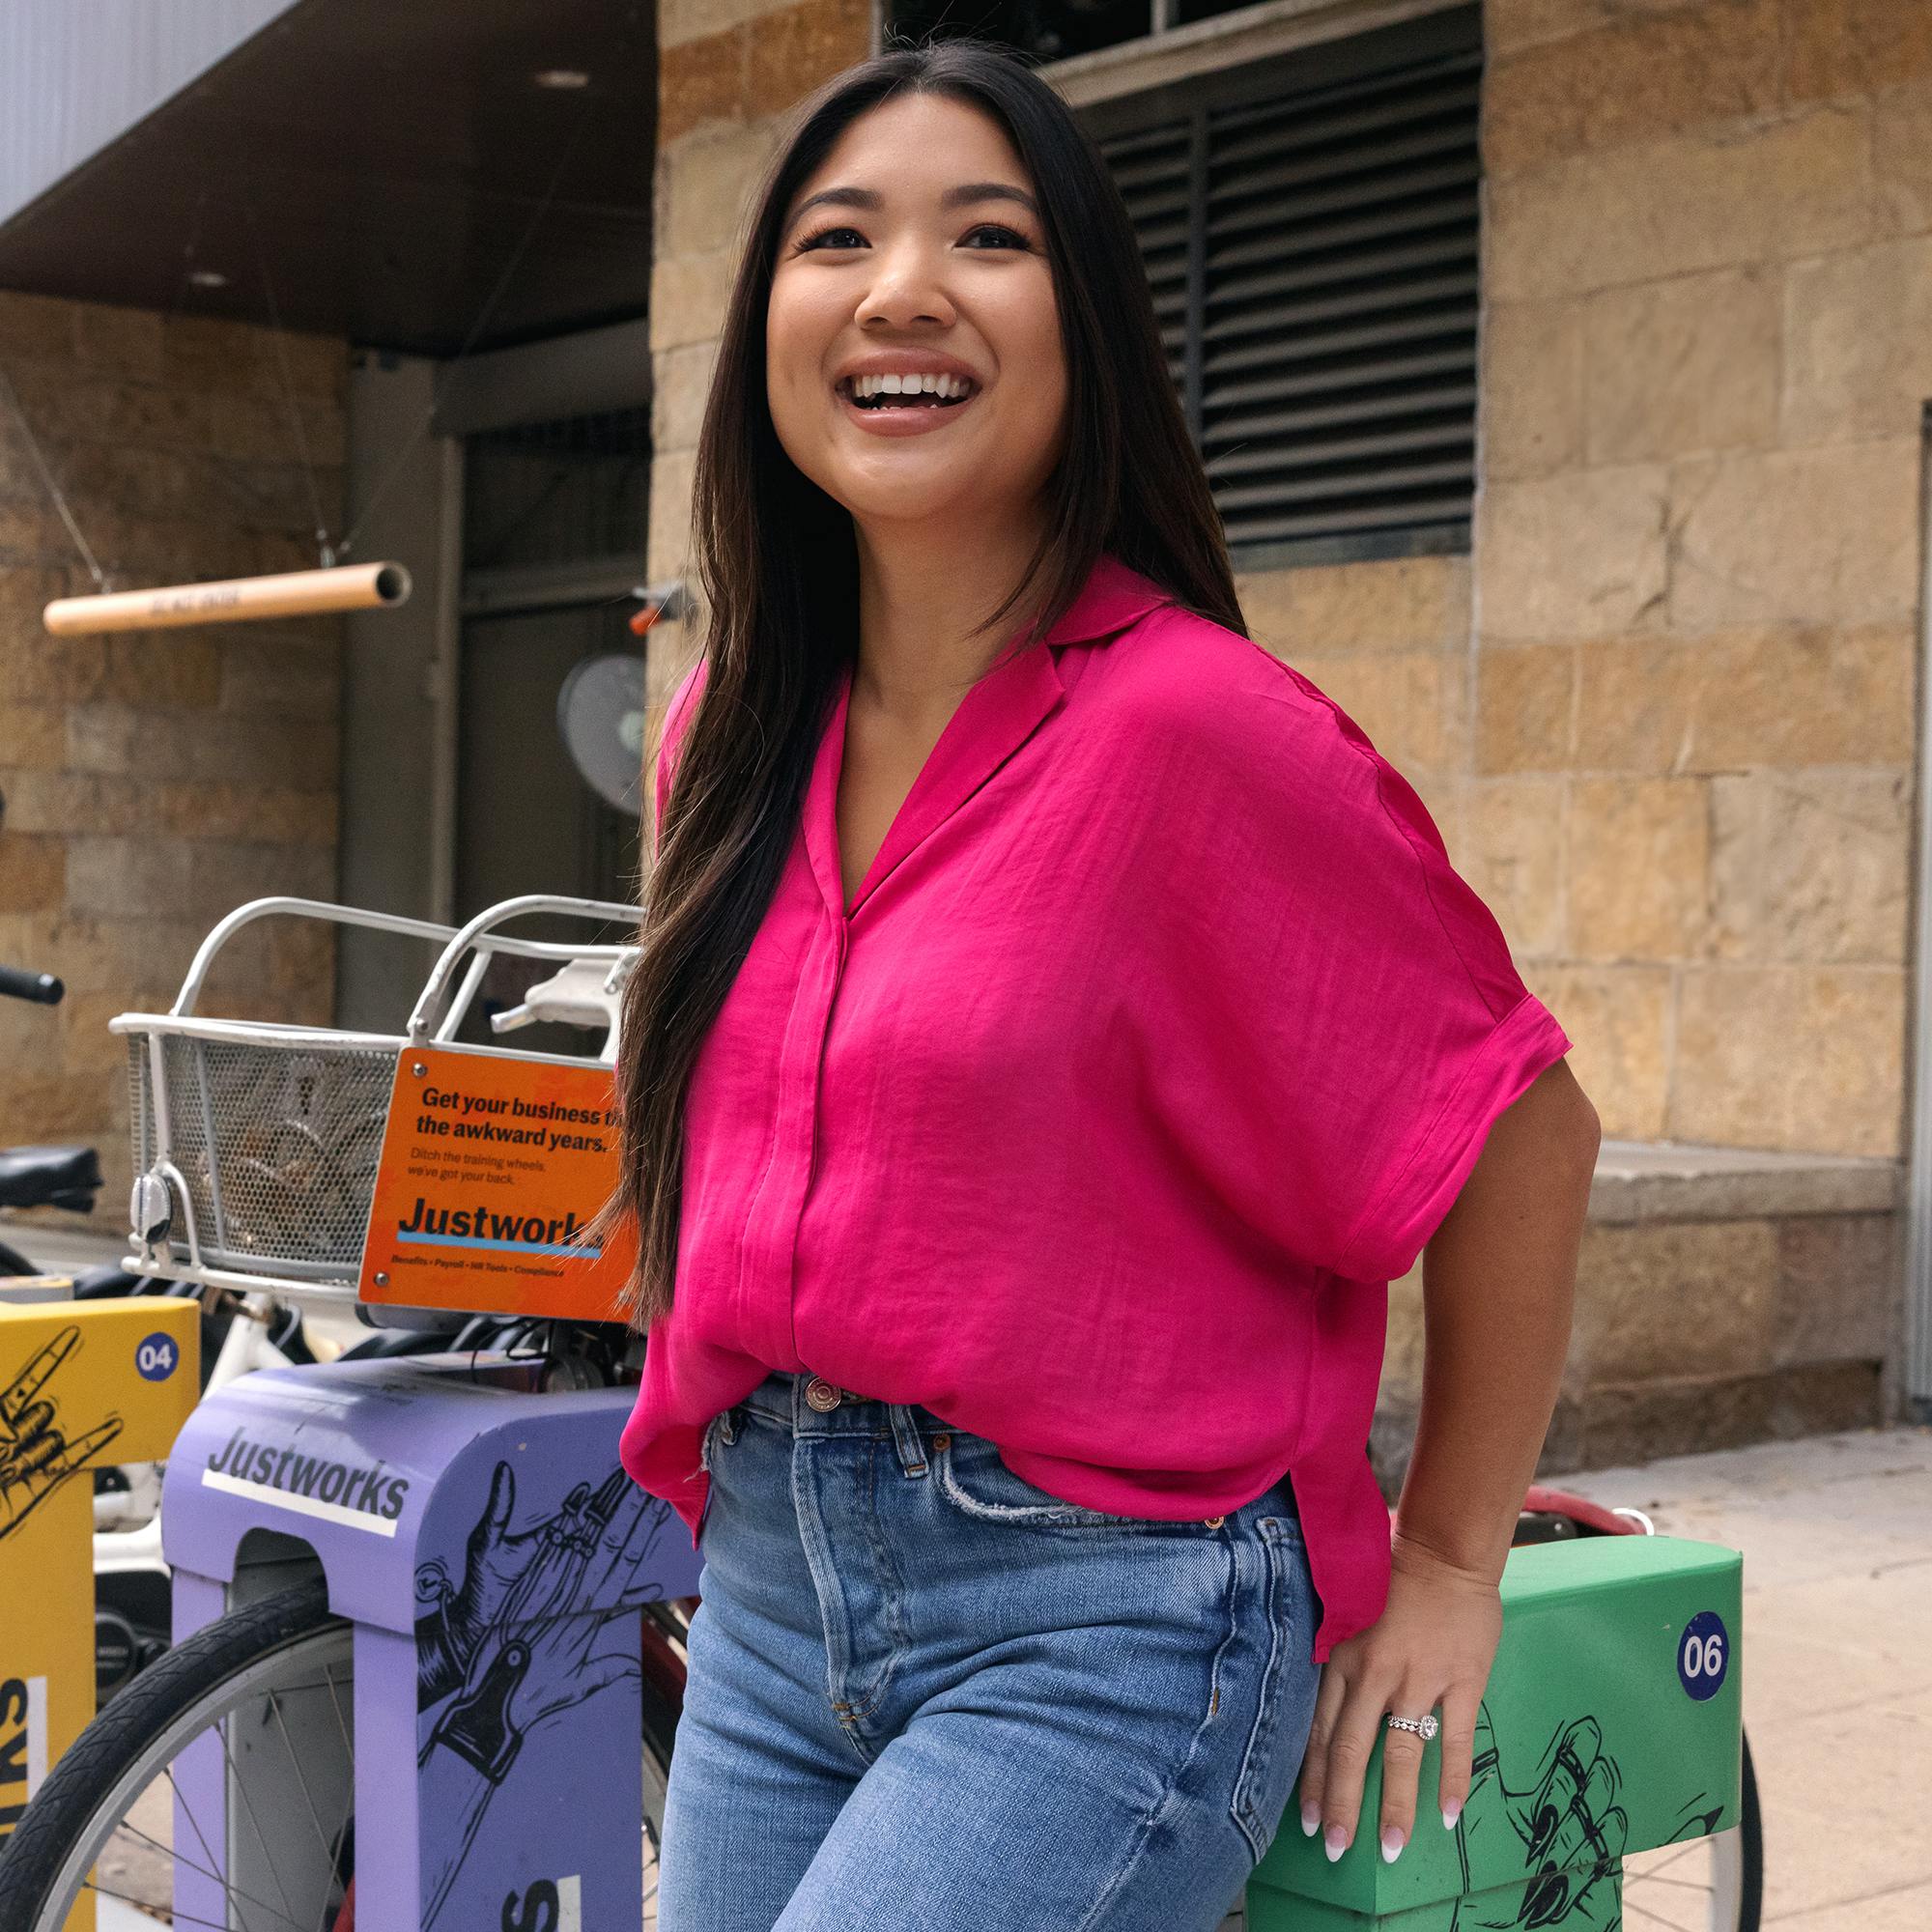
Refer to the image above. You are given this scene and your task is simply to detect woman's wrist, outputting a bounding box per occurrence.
[1388,1507,1512,1591]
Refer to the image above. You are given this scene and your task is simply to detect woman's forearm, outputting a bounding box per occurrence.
[1392,1059,1600,1584]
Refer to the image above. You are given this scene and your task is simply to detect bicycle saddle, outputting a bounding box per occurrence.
[0,1143,102,1212]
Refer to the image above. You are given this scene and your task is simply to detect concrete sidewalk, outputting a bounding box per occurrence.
[1564,1424,1932,1927]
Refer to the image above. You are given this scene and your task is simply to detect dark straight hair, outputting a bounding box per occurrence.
[598,36,1246,1331]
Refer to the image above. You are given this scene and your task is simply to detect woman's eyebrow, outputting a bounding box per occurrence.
[784,181,1039,227]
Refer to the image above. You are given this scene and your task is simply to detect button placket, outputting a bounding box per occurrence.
[744,913,842,1369]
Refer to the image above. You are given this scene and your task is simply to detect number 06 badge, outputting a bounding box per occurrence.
[1677,1609,1730,1701]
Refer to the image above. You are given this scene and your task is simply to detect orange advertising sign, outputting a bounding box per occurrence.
[358,1044,636,1321]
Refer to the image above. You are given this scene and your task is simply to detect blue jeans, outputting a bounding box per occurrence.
[658,1369,1323,1931]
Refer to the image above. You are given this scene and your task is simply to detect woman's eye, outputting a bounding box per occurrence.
[794,224,867,253]
[960,223,1033,251]
[796,223,1043,255]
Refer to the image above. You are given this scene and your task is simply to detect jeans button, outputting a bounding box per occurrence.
[805,1376,841,1412]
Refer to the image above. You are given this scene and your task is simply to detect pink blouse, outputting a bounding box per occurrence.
[617,553,1572,1661]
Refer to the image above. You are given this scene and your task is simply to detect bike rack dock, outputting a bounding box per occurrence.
[163,1351,702,1930]
[1245,1533,1744,1928]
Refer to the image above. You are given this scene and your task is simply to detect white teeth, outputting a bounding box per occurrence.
[849,372,972,401]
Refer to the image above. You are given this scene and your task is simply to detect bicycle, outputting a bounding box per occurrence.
[0,895,1757,1932]
[0,961,117,1276]
[0,950,514,1707]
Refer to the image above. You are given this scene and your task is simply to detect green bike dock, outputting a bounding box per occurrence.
[1247,1534,1743,1929]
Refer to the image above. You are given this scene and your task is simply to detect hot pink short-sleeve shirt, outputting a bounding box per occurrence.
[618,552,1572,1662]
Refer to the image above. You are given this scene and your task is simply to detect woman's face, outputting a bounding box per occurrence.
[765,92,1068,537]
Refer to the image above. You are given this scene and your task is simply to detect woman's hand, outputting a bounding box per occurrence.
[1294,1523,1504,1864]
[1293,1060,1596,1862]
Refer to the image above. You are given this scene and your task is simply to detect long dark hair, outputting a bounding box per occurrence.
[599,36,1245,1330]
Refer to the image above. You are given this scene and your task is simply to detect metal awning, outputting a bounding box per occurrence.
[0,0,656,356]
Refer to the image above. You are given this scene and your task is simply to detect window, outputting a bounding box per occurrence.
[888,0,1264,64]
[1089,7,1482,565]
[890,2,1484,566]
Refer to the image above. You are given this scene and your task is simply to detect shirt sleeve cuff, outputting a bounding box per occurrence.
[1334,992,1576,1284]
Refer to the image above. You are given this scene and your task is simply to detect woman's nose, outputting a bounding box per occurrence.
[858,247,954,327]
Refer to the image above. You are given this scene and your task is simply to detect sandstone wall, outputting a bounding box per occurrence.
[0,291,346,1210]
[1467,0,1930,1158]
[646,0,872,720]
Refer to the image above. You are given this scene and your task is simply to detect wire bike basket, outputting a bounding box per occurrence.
[112,895,640,1303]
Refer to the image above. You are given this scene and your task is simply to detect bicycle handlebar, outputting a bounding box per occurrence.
[0,964,63,1006]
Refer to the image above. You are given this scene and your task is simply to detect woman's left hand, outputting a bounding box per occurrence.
[1294,1524,1504,1864]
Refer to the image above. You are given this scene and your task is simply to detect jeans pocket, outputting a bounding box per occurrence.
[931,1431,1135,1528]
[1229,1515,1316,1864]
[698,1408,726,1475]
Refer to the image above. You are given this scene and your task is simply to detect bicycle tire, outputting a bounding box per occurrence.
[1737,1729,1764,1931]
[0,1581,339,1930]
[0,1577,678,1931]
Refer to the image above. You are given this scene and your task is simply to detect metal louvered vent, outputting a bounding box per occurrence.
[1097,18,1482,565]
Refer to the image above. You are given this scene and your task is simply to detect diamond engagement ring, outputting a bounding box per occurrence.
[1385,1712,1439,1740]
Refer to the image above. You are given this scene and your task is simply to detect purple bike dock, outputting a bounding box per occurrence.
[162,1351,702,1930]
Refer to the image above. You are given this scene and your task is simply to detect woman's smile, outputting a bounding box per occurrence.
[833,353,984,437]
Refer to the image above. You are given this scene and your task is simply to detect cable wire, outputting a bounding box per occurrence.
[0,363,110,592]
[335,111,594,562]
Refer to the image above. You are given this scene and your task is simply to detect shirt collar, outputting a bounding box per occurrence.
[804,553,1174,922]
[1040,552,1175,648]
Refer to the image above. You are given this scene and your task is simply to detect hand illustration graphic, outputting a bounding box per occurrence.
[415,1460,554,1704]
[431,1467,668,1759]
[415,1462,673,1706]
[417,1467,670,1928]
[0,1326,124,1541]
[1451,1704,1629,1929]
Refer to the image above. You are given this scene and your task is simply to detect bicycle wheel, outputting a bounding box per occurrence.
[1621,1729,1763,1931]
[0,1578,675,1931]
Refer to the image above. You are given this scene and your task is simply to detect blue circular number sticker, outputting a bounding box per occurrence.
[135,1332,180,1382]
[1677,1609,1730,1701]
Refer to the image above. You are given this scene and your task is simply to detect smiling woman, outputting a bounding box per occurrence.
[601,35,1594,1932]
[765,95,1070,540]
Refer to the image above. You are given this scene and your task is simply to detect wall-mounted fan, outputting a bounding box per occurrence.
[556,653,649,813]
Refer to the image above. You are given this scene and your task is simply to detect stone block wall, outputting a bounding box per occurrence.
[1468,0,1930,1159]
[0,290,346,1213]
[646,0,872,723]
[1373,1143,1903,1489]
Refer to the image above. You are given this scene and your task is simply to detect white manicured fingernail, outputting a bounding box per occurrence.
[1442,1798,1463,1831]
[1381,1827,1405,1863]
[1300,1801,1320,1836]
[1323,1825,1347,1862]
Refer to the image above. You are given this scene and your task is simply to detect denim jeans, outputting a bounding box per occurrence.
[658,1369,1323,1931]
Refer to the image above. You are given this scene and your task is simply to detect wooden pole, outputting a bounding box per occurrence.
[42,562,412,636]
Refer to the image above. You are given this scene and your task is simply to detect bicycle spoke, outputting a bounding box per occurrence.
[266,1687,347,1881]
[14,1592,671,1932]
[216,1715,304,1927]
[321,1661,352,1762]
[1633,1838,1707,1879]
[102,1813,314,1932]
[1623,1897,1699,1931]
[84,1876,266,1932]
[163,1763,227,1892]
